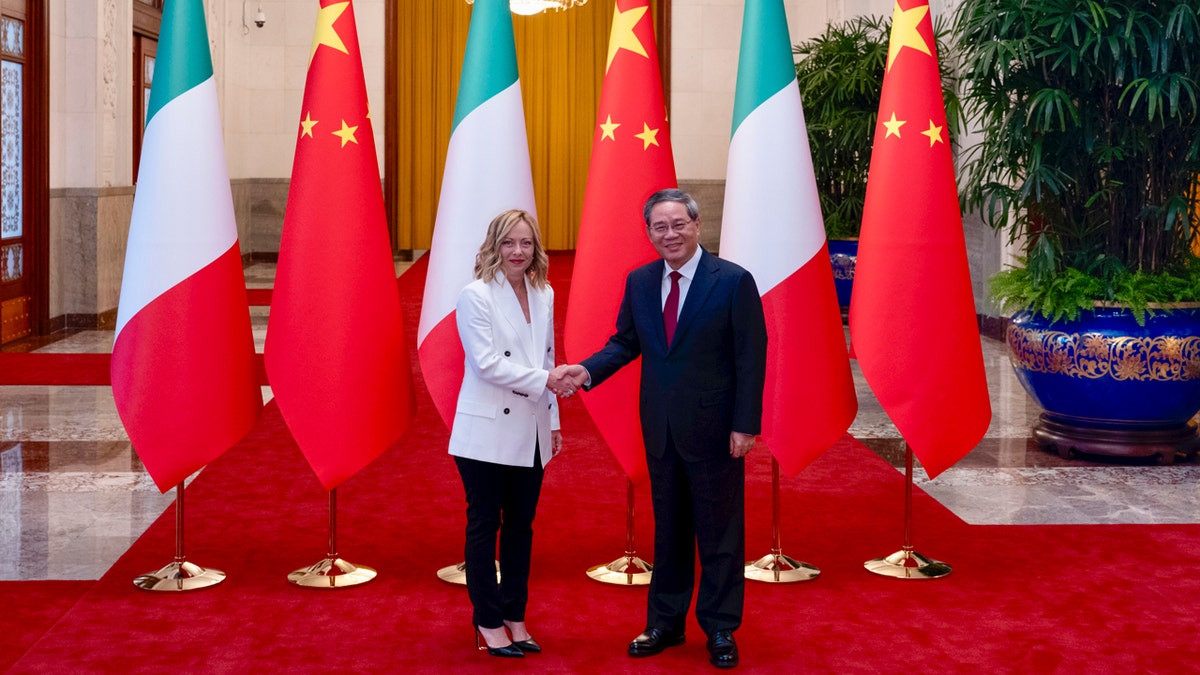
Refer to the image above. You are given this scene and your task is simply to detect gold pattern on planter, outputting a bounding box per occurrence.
[831,253,856,280]
[1007,325,1200,381]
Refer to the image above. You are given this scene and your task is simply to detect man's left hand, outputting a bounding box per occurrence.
[730,431,755,458]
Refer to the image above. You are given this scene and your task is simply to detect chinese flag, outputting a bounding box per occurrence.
[564,0,677,485]
[720,0,857,476]
[264,0,415,490]
[849,0,990,478]
[111,0,262,493]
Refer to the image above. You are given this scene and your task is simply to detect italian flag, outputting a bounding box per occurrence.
[418,0,537,428]
[719,0,857,476]
[111,0,262,493]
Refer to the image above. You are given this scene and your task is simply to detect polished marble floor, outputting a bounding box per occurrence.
[3,260,1198,580]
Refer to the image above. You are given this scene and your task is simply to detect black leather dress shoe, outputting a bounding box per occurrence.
[627,628,686,657]
[707,630,738,668]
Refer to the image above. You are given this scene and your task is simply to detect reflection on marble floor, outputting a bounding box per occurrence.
[3,259,1198,579]
[851,330,1200,526]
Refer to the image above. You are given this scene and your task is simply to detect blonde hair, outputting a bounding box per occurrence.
[473,209,549,288]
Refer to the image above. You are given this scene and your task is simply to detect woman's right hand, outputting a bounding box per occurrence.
[547,365,585,397]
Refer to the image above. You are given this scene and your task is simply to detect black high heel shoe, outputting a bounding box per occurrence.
[475,627,524,658]
[512,637,542,654]
[503,620,542,654]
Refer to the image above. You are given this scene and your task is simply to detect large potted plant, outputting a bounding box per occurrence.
[794,15,961,309]
[954,0,1200,462]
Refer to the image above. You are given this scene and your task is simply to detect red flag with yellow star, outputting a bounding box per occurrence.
[264,0,414,490]
[848,0,990,479]
[563,0,677,485]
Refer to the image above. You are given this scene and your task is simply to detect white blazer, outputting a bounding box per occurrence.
[447,273,560,468]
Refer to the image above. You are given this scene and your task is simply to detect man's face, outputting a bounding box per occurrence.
[647,201,701,270]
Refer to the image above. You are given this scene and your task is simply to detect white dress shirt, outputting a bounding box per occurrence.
[661,247,703,320]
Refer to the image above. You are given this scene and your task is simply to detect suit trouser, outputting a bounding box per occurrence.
[645,435,745,636]
[454,445,545,629]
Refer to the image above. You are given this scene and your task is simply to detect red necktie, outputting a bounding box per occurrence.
[663,271,681,345]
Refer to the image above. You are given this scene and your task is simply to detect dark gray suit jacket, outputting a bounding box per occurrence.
[582,248,767,462]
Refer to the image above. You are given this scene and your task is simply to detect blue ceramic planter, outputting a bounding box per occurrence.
[828,238,857,308]
[1007,306,1200,462]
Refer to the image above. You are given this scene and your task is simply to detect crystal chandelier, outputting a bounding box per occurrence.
[466,0,589,16]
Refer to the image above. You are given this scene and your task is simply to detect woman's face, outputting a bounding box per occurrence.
[499,219,535,281]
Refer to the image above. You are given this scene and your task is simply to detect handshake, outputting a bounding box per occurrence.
[547,364,588,398]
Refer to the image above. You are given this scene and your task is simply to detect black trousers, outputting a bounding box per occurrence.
[454,445,545,629]
[645,435,745,636]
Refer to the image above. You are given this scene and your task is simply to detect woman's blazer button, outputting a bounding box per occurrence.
[503,408,511,414]
[504,350,511,357]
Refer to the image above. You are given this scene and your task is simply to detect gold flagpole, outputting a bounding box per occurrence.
[864,442,951,579]
[133,482,225,591]
[586,478,652,585]
[288,487,377,588]
[744,456,819,583]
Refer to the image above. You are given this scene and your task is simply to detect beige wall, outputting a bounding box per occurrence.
[219,0,387,180]
[48,0,135,324]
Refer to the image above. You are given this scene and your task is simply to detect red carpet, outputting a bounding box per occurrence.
[0,352,270,386]
[245,288,272,306]
[0,353,113,385]
[5,253,1200,672]
[0,581,92,671]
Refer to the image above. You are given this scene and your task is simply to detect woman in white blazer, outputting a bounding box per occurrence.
[448,209,573,658]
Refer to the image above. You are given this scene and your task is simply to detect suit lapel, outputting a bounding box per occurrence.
[670,250,717,351]
[637,261,670,351]
[492,275,536,365]
[528,281,549,365]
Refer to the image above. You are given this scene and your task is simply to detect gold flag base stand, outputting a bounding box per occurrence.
[436,560,500,585]
[864,546,951,579]
[134,483,225,592]
[586,478,652,585]
[744,552,819,584]
[865,444,951,580]
[288,557,377,588]
[289,488,376,588]
[586,553,653,585]
[436,562,468,585]
[745,458,818,583]
[134,560,226,592]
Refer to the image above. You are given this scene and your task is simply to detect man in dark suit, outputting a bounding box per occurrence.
[561,188,767,669]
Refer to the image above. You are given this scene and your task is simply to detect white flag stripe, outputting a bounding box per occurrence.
[720,82,826,294]
[115,77,237,337]
[418,81,536,344]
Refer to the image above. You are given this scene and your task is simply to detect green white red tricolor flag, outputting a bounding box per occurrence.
[417,0,537,429]
[265,0,415,490]
[563,0,676,485]
[849,0,991,478]
[112,0,262,493]
[719,0,857,476]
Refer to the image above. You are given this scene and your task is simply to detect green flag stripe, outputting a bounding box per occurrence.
[452,0,520,131]
[731,0,796,136]
[145,0,214,128]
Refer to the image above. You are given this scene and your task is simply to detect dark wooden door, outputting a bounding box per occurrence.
[1,1,31,343]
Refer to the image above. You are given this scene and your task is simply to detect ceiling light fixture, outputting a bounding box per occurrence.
[466,0,590,17]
